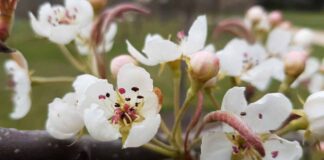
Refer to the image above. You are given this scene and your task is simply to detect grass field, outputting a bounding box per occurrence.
[0,11,323,131]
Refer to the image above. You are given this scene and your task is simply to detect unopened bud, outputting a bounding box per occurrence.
[284,51,307,78]
[89,0,108,13]
[293,28,314,48]
[246,6,265,22]
[189,51,220,83]
[269,10,283,26]
[110,54,137,77]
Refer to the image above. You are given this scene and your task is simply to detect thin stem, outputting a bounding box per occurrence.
[143,143,177,158]
[151,138,177,152]
[278,76,295,94]
[160,119,172,141]
[31,76,74,84]
[171,87,197,147]
[205,88,220,110]
[173,70,181,117]
[57,45,87,73]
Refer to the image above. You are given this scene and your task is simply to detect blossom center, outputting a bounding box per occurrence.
[47,7,78,26]
[242,52,259,71]
[109,87,145,126]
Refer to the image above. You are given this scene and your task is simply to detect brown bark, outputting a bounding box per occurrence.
[0,128,165,160]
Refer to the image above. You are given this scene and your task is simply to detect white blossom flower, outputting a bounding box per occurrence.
[75,23,117,55]
[201,87,302,160]
[4,53,31,119]
[126,15,208,66]
[46,93,84,139]
[217,38,280,90]
[304,91,324,140]
[79,64,161,148]
[29,0,94,44]
[126,34,181,66]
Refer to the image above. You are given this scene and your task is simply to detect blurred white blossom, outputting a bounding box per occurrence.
[29,0,93,44]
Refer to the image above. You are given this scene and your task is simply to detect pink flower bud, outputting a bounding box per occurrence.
[177,31,185,40]
[189,51,220,82]
[246,6,265,22]
[269,10,283,26]
[110,54,137,77]
[284,51,308,78]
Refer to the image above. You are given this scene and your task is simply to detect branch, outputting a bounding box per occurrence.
[0,128,166,160]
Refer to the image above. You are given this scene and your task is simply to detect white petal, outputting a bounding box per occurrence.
[47,94,84,134]
[105,23,118,42]
[143,39,182,64]
[84,104,120,141]
[126,40,158,66]
[221,87,247,132]
[244,93,292,133]
[4,60,31,119]
[65,0,93,27]
[243,58,285,90]
[144,34,163,45]
[72,74,100,95]
[38,3,52,22]
[203,43,216,53]
[200,131,233,160]
[80,80,116,113]
[10,94,31,119]
[117,64,153,92]
[221,87,248,115]
[139,91,159,117]
[304,91,324,138]
[49,25,79,44]
[123,114,161,148]
[308,74,324,93]
[181,15,207,55]
[29,12,51,37]
[46,121,76,139]
[217,39,247,76]
[263,136,302,160]
[266,28,292,56]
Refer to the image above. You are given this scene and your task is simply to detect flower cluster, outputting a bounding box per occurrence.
[2,1,324,160]
[47,64,161,148]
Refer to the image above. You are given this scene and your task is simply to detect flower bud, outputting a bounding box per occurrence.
[304,91,324,140]
[246,6,265,22]
[110,54,137,77]
[269,10,283,26]
[189,51,220,83]
[284,51,307,78]
[293,28,314,48]
[89,0,108,13]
